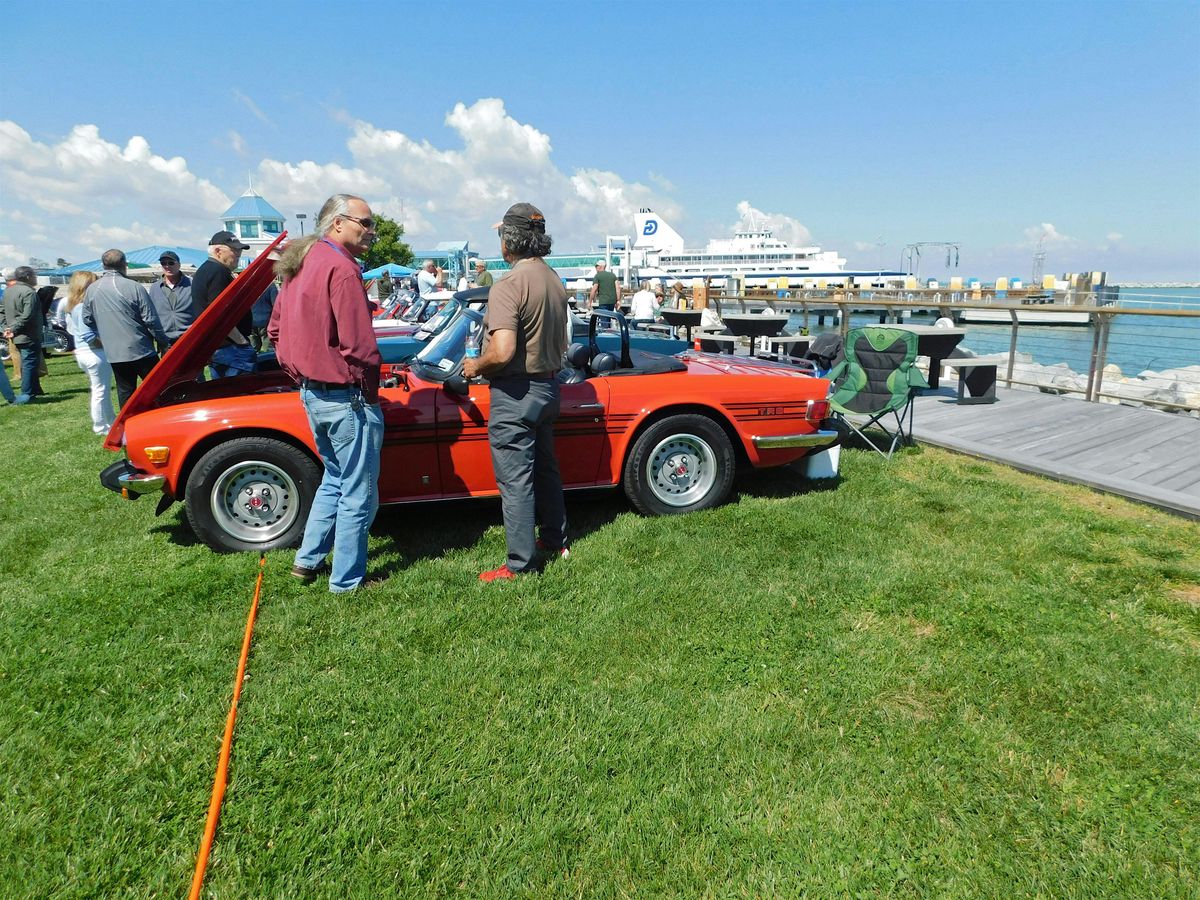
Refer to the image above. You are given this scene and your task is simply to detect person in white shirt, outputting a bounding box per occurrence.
[628,282,660,326]
[417,259,442,296]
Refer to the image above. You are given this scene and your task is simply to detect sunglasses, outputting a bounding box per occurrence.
[160,260,179,266]
[341,214,375,229]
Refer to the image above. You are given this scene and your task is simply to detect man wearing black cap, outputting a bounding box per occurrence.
[146,251,195,346]
[192,230,254,377]
[462,202,570,582]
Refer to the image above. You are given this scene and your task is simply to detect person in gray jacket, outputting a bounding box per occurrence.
[82,249,170,409]
[146,250,194,345]
[1,266,43,403]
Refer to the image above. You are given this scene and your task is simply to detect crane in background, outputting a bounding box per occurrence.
[901,242,960,279]
[1031,234,1046,286]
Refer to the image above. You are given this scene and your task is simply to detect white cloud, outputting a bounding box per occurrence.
[1023,222,1073,246]
[733,201,812,246]
[0,100,681,265]
[0,121,230,263]
[233,90,272,126]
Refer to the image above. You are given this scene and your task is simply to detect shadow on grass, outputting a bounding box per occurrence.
[147,506,202,547]
[369,488,627,576]
[149,488,629,567]
[734,461,843,501]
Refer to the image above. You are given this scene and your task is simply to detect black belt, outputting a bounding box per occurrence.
[303,379,354,391]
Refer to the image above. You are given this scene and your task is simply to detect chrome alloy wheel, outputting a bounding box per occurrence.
[645,432,717,507]
[210,459,300,543]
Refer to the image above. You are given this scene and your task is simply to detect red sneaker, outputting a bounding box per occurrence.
[536,539,570,560]
[479,564,518,583]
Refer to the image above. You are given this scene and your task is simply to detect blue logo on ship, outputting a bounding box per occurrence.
[642,219,658,236]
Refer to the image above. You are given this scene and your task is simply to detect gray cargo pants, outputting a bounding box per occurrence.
[488,376,569,574]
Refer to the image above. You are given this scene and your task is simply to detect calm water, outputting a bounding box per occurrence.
[794,288,1200,376]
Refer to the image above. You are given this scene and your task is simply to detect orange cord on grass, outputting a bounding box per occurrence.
[188,555,266,900]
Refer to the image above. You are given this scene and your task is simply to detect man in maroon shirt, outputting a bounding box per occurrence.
[268,194,383,593]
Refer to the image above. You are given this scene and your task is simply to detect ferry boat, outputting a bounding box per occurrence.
[617,209,906,289]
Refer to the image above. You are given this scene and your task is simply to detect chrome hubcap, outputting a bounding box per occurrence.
[211,460,299,543]
[647,433,716,507]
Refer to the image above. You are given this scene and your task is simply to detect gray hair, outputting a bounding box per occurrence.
[500,224,553,259]
[101,249,126,271]
[315,193,364,237]
[10,265,36,284]
[275,193,365,280]
[595,260,607,270]
[424,259,437,270]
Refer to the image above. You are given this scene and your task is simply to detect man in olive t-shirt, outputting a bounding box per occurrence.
[588,259,620,311]
[462,202,569,581]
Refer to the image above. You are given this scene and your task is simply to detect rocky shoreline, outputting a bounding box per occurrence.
[946,352,1200,417]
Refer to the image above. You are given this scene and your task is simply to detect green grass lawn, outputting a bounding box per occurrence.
[2,355,1198,896]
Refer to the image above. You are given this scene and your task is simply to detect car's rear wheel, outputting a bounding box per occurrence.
[185,437,320,553]
[622,414,735,516]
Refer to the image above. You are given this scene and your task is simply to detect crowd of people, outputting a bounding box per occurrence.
[3,204,683,593]
[0,230,279,422]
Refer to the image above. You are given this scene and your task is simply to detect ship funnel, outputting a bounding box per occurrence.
[633,209,685,254]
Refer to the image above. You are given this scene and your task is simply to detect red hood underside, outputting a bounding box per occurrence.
[104,231,288,449]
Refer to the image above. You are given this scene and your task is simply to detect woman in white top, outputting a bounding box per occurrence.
[63,270,115,434]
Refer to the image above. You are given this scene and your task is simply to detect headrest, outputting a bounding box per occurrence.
[565,342,591,368]
[590,351,617,374]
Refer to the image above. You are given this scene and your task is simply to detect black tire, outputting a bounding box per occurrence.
[622,414,735,516]
[185,437,320,553]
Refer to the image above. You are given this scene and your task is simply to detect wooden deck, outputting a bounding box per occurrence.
[908,385,1200,519]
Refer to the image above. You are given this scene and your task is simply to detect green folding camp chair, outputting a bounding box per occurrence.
[826,326,929,459]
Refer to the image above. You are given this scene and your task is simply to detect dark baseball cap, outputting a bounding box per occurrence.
[158,250,180,263]
[493,202,546,233]
[209,230,250,251]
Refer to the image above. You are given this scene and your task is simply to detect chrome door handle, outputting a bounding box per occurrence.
[573,402,605,410]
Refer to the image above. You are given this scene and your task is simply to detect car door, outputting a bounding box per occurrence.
[433,377,611,498]
[377,378,442,501]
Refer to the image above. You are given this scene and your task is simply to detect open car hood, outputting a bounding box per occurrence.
[103,231,287,449]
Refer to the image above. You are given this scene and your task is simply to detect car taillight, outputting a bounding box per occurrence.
[806,399,829,421]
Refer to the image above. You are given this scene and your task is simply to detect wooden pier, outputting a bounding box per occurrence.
[909,385,1200,519]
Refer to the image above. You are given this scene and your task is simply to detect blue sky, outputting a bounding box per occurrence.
[2,0,1198,281]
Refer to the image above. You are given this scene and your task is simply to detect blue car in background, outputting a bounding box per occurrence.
[376,286,688,365]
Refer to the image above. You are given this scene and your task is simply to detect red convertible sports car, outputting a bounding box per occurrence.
[101,234,841,553]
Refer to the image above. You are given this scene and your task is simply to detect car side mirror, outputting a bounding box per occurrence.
[444,374,470,396]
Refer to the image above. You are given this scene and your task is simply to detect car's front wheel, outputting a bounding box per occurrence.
[622,414,735,516]
[185,437,320,552]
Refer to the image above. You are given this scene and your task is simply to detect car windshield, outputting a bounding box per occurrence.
[399,297,428,323]
[415,299,461,338]
[412,307,482,381]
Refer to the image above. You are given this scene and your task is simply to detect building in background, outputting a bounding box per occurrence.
[220,188,286,263]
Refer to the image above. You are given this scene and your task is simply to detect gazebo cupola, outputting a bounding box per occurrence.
[220,187,286,262]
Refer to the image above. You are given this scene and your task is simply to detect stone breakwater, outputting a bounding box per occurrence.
[945,352,1200,417]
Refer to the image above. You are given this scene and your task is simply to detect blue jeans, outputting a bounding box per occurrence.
[0,358,14,403]
[16,344,41,402]
[294,384,384,592]
[209,343,258,379]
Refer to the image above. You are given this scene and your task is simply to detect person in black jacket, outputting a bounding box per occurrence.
[192,230,253,378]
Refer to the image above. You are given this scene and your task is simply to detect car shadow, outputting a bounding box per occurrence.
[153,490,629,564]
[733,461,842,502]
[368,487,627,576]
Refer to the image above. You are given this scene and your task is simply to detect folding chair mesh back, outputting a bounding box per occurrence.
[826,327,929,458]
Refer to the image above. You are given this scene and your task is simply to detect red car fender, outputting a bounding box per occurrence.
[122,393,314,496]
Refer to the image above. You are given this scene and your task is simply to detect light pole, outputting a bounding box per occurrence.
[295,213,307,236]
